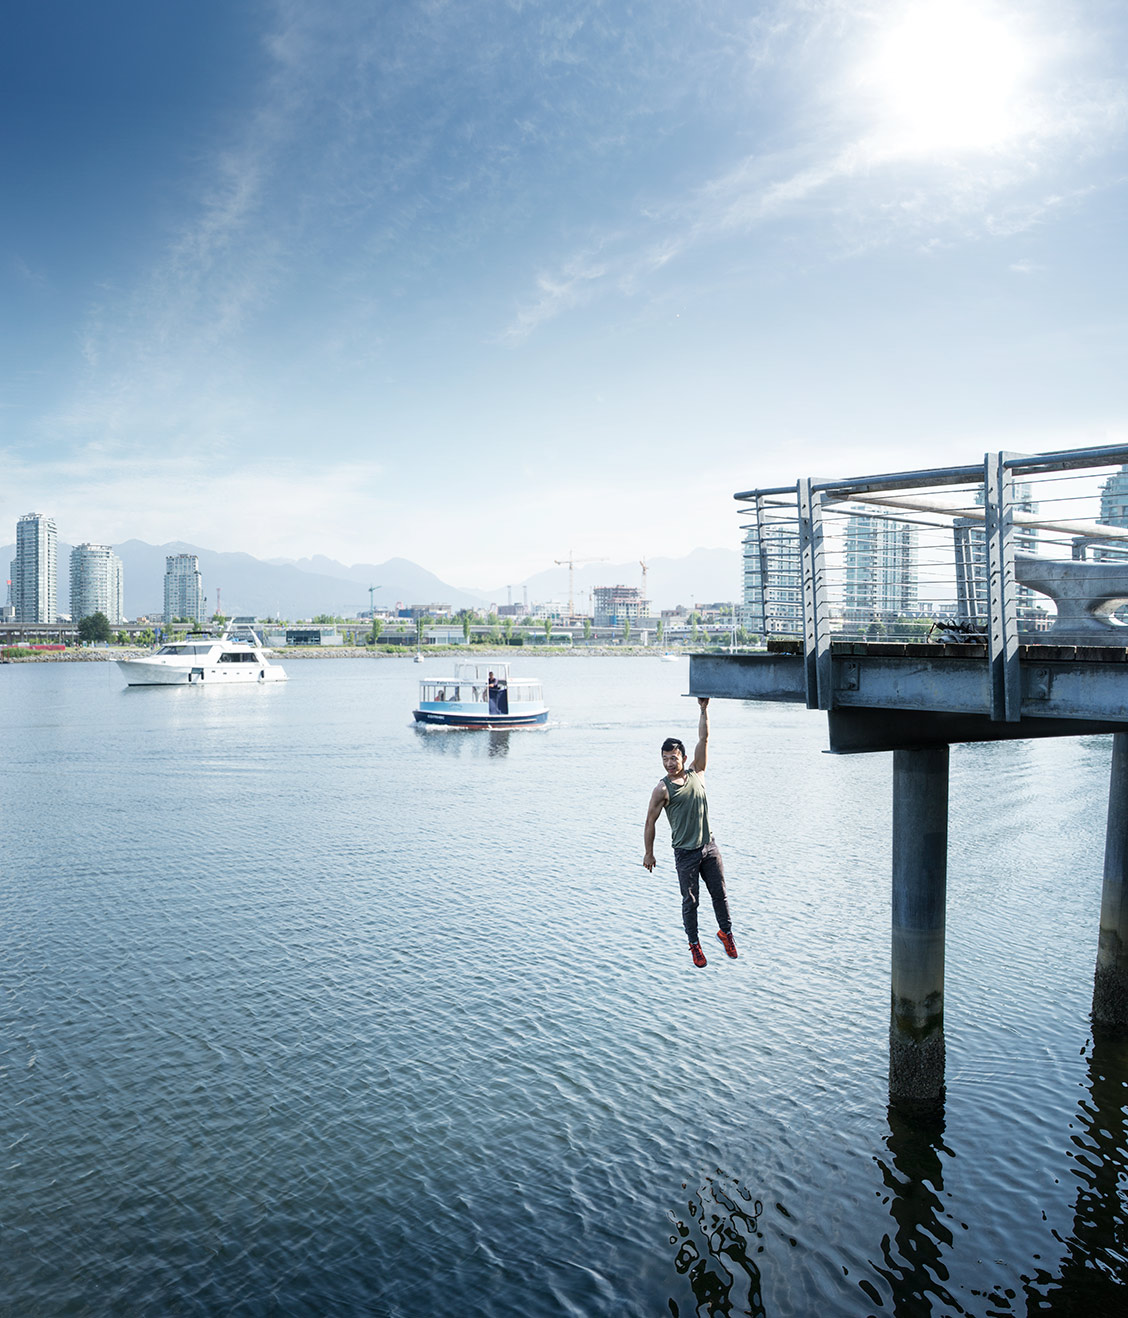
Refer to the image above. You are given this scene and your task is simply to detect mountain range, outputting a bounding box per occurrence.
[3,540,741,620]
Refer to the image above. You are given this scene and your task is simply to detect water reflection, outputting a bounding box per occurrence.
[666,1171,766,1318]
[870,1102,959,1316]
[1023,1023,1128,1314]
[871,1024,1128,1316]
[411,726,511,756]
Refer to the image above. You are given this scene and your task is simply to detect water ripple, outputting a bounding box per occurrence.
[2,659,1127,1314]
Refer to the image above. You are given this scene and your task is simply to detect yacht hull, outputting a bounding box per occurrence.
[117,660,287,686]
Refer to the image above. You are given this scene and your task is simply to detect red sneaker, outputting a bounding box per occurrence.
[689,941,707,968]
[716,930,738,959]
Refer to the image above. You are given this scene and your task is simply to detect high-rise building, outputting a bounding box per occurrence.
[742,521,802,636]
[70,544,124,624]
[1099,466,1128,528]
[843,515,918,622]
[164,553,204,623]
[592,585,650,626]
[12,512,58,624]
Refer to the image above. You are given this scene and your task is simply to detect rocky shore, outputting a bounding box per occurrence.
[2,644,693,663]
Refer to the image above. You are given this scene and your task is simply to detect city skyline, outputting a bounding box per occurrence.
[3,512,740,621]
[3,2,1127,583]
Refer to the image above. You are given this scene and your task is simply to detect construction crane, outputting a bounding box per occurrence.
[639,558,648,601]
[554,550,607,618]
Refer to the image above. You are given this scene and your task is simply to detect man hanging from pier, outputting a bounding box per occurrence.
[643,697,738,968]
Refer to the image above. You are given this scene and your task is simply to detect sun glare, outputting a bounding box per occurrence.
[859,1,1032,156]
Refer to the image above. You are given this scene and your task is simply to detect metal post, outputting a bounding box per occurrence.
[798,478,830,710]
[952,518,979,624]
[1095,732,1128,1026]
[743,496,768,640]
[890,746,949,1109]
[985,453,1020,721]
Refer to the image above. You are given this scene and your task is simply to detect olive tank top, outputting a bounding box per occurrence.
[663,769,712,850]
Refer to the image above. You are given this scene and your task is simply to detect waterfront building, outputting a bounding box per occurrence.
[1099,465,1128,527]
[843,515,918,623]
[742,521,803,636]
[70,544,124,624]
[164,553,204,623]
[12,512,58,624]
[592,584,650,627]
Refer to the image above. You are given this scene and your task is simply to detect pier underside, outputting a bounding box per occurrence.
[690,643,1128,754]
[690,644,1128,1109]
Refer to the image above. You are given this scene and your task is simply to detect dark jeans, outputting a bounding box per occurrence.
[673,839,731,943]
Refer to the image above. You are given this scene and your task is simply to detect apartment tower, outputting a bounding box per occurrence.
[70,544,124,624]
[11,512,58,624]
[164,553,204,623]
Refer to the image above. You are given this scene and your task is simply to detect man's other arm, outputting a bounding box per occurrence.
[643,783,668,871]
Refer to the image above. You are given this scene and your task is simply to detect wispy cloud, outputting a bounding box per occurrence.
[501,0,1128,341]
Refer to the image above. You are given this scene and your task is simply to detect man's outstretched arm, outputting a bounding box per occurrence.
[690,697,709,772]
[643,783,667,871]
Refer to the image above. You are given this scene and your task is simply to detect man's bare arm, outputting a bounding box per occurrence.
[689,697,709,773]
[643,782,668,871]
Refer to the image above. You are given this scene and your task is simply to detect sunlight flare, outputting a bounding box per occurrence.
[859,0,1033,156]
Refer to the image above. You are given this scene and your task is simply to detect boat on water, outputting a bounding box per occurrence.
[413,660,548,728]
[661,652,680,662]
[117,631,288,686]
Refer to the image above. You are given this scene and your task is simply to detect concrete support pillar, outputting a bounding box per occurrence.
[1094,732,1128,1026]
[889,745,949,1109]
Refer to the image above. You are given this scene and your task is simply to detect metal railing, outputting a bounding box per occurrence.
[737,444,1128,720]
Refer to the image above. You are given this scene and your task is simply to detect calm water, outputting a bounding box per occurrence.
[1,655,1126,1316]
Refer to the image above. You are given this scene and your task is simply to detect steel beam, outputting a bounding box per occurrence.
[798,478,830,710]
[985,452,1021,721]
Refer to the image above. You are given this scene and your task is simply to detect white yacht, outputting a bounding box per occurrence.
[117,633,288,686]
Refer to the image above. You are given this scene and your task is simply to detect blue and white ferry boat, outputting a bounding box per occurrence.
[412,660,548,728]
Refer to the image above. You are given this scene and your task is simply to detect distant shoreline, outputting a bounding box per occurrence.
[2,645,705,664]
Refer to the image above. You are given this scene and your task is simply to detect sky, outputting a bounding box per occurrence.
[2,0,1127,587]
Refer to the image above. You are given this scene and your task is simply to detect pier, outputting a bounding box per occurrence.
[692,444,1128,1109]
